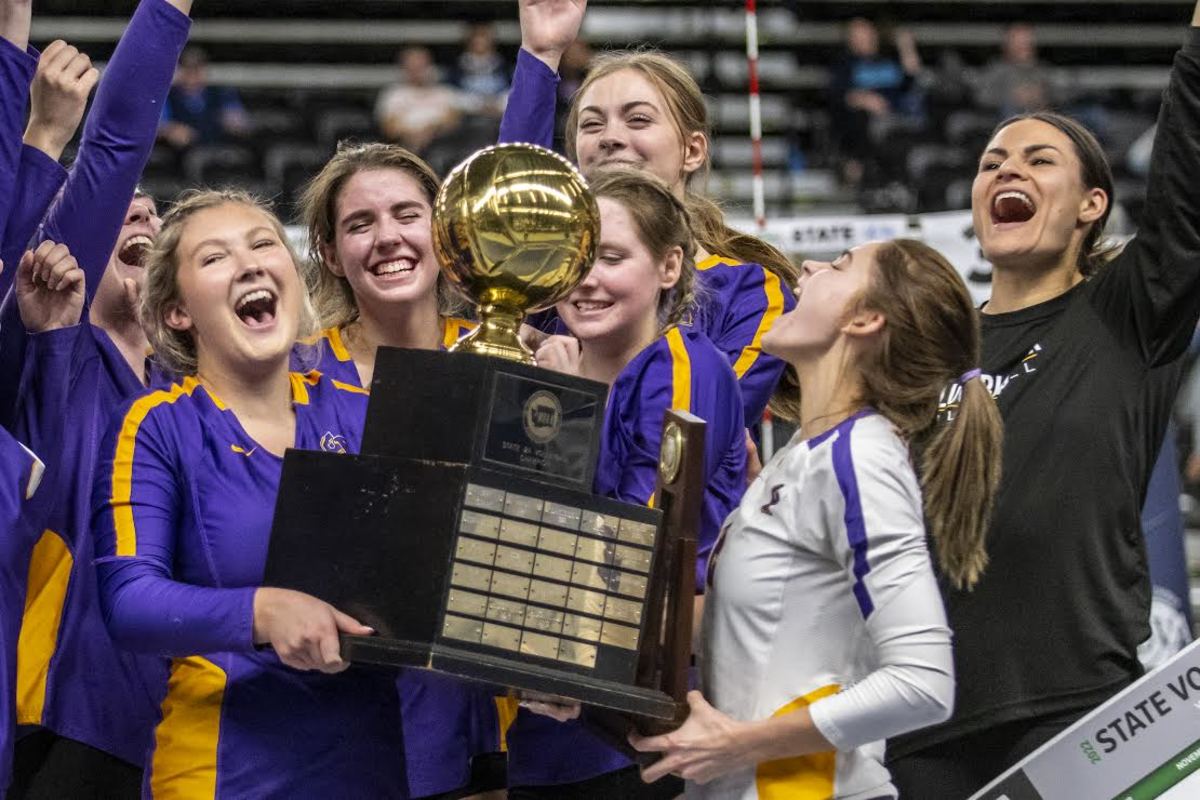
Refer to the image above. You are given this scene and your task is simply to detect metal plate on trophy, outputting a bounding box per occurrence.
[481,372,601,485]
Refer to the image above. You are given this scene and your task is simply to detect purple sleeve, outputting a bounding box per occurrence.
[497,48,559,149]
[0,145,69,428]
[0,425,39,527]
[37,0,191,296]
[699,262,795,426]
[0,40,37,253]
[16,326,79,457]
[1,146,69,293]
[93,399,257,656]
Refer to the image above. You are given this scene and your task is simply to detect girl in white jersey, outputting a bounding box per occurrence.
[630,238,1003,799]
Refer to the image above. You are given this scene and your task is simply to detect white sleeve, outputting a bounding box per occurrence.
[806,427,955,751]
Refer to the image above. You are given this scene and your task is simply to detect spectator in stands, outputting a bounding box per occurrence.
[375,45,463,157]
[158,45,250,151]
[828,18,924,186]
[975,23,1060,118]
[455,22,508,117]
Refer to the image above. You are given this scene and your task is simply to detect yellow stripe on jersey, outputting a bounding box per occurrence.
[442,316,476,349]
[326,326,352,362]
[495,695,520,752]
[331,379,370,396]
[696,254,740,271]
[755,684,841,800]
[150,656,227,800]
[16,530,72,725]
[731,267,785,379]
[111,378,203,557]
[665,327,692,413]
[289,371,324,405]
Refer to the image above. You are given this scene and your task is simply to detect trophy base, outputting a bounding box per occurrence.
[341,634,683,722]
[450,318,535,365]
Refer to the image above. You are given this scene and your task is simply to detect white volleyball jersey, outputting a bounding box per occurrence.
[694,410,954,800]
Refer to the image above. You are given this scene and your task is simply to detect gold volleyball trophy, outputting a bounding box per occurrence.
[264,144,702,734]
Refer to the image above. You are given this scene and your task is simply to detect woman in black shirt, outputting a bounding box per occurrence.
[888,5,1200,796]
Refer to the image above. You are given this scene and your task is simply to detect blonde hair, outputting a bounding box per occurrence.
[297,141,461,329]
[859,239,1003,590]
[141,189,317,376]
[565,50,801,419]
[587,168,699,331]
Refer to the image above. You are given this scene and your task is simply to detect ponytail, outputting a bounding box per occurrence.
[919,375,1003,590]
[860,239,1003,590]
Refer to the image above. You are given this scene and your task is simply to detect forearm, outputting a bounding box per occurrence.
[738,705,834,764]
[41,0,191,289]
[0,145,68,300]
[16,326,79,455]
[97,556,256,656]
[0,37,36,242]
[498,48,559,149]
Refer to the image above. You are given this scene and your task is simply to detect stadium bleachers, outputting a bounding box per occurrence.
[23,0,1195,220]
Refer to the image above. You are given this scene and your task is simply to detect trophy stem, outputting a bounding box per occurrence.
[450,302,536,365]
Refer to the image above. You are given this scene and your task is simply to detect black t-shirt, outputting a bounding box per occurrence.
[891,30,1200,757]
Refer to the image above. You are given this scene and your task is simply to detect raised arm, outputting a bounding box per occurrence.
[1093,5,1200,365]
[0,0,36,250]
[497,0,585,148]
[37,0,191,294]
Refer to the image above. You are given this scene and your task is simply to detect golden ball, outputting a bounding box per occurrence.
[433,143,599,313]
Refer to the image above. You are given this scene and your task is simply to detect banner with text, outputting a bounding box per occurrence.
[971,639,1200,800]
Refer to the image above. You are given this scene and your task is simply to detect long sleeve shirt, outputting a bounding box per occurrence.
[698,411,953,800]
[92,373,410,798]
[892,28,1200,759]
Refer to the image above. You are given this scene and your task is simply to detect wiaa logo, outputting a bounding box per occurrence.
[522,390,562,445]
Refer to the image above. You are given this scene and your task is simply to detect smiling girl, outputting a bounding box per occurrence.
[508,168,747,798]
[886,5,1200,795]
[501,0,797,427]
[92,190,410,798]
[630,239,1001,800]
[297,142,472,389]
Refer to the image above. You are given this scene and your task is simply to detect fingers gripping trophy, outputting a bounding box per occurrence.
[265,144,705,732]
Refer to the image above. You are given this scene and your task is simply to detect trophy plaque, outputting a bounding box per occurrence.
[264,144,700,725]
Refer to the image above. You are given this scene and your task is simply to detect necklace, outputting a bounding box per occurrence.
[799,405,862,437]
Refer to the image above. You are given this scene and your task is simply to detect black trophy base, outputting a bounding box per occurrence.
[341,634,681,722]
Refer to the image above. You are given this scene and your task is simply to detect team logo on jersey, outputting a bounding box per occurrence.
[230,444,257,457]
[320,432,348,453]
[523,390,562,444]
[760,483,785,516]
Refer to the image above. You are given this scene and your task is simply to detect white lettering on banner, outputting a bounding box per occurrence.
[729,215,908,254]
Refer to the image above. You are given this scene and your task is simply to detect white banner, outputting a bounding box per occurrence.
[731,211,993,303]
[971,639,1200,800]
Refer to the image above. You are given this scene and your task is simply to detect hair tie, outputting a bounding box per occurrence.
[957,368,982,386]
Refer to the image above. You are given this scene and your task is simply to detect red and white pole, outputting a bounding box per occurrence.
[745,0,766,231]
[745,0,776,459]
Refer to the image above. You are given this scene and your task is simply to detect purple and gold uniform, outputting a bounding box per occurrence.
[506,326,747,788]
[499,52,794,425]
[92,372,410,799]
[293,317,475,385]
[0,429,43,793]
[293,319,504,799]
[0,0,192,768]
